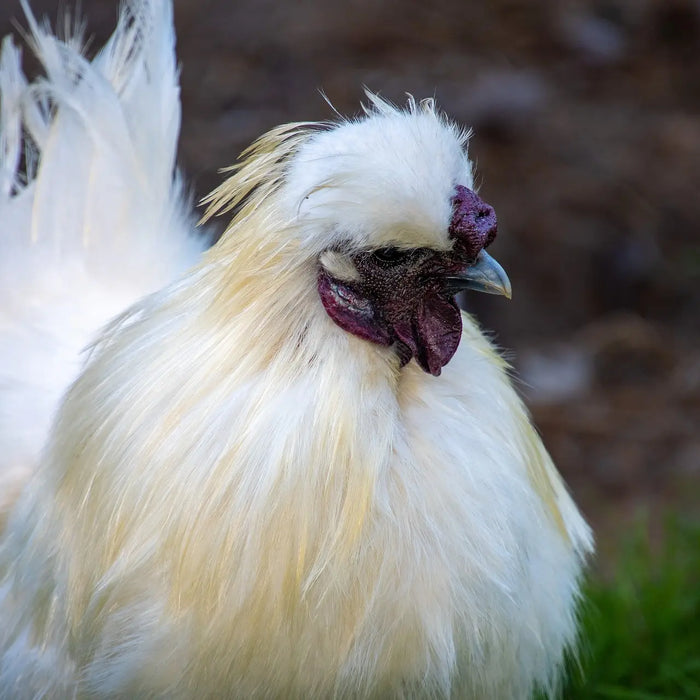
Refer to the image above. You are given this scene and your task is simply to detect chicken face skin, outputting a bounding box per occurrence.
[317,185,503,376]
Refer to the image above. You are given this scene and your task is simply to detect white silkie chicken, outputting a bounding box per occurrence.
[0,1,593,698]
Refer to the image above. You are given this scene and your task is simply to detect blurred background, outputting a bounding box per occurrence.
[2,0,699,694]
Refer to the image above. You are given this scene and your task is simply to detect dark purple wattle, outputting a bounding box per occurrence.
[392,293,463,376]
[318,185,497,376]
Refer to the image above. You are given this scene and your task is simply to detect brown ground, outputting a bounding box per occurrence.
[2,0,698,557]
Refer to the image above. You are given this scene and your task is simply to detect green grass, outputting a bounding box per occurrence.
[561,518,700,699]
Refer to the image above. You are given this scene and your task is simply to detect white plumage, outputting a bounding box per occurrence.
[0,1,592,698]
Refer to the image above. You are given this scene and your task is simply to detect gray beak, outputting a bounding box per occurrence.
[445,250,512,299]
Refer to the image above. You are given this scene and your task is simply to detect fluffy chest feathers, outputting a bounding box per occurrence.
[14,277,587,697]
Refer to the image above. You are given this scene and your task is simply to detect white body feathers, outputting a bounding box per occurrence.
[0,2,592,698]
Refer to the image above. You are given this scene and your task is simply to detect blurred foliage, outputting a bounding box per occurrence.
[561,517,700,699]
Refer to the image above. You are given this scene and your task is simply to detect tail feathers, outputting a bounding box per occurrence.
[0,0,206,513]
[0,36,25,199]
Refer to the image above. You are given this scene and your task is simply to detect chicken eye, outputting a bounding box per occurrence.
[371,247,413,266]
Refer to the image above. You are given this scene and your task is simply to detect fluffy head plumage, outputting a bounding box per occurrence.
[204,92,474,255]
[202,92,505,376]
